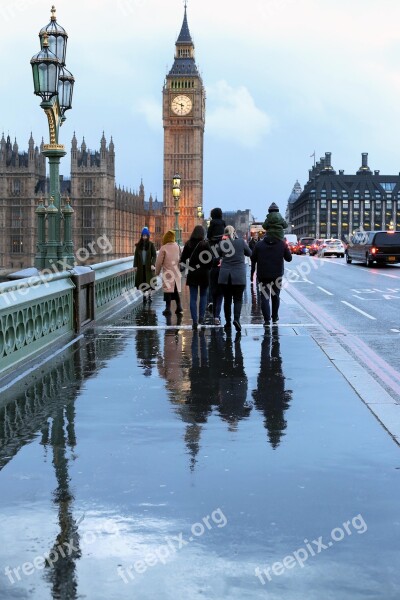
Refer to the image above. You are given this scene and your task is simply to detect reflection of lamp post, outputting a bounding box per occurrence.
[197,206,204,222]
[389,220,394,231]
[31,6,75,270]
[172,173,182,245]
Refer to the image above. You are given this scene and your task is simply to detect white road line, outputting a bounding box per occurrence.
[317,286,333,296]
[391,329,400,333]
[341,301,376,320]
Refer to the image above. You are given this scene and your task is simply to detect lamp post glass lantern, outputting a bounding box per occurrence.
[31,6,75,270]
[172,173,182,246]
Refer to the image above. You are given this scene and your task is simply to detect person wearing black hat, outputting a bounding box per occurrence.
[262,203,288,240]
[133,227,157,302]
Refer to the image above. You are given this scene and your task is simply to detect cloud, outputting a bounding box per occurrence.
[134,97,161,131]
[206,81,272,148]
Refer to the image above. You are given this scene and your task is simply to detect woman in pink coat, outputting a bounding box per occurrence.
[155,230,183,316]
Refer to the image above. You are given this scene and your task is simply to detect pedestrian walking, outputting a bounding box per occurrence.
[249,234,258,282]
[155,230,183,316]
[218,225,252,332]
[207,208,226,324]
[251,233,292,326]
[207,208,226,314]
[133,227,157,302]
[181,225,212,330]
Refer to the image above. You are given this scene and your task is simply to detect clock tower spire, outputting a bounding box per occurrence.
[163,5,206,241]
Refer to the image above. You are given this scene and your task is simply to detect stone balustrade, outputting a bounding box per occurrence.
[0,256,137,380]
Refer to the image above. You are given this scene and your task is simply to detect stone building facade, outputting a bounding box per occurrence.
[291,152,400,239]
[0,134,164,270]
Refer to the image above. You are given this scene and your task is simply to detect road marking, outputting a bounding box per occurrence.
[341,301,376,320]
[317,286,333,296]
[391,329,400,333]
[352,295,365,301]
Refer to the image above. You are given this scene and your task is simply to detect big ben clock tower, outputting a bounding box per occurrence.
[163,5,205,241]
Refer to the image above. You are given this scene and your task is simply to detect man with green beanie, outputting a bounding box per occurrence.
[262,203,288,241]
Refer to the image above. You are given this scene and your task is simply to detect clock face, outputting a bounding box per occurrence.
[171,95,193,116]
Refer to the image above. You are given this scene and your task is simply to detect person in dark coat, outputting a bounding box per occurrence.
[207,207,226,242]
[249,235,258,282]
[262,203,288,240]
[206,208,226,318]
[251,234,292,325]
[181,226,212,330]
[218,226,252,332]
[133,227,157,302]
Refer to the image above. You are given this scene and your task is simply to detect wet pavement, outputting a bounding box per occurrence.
[1,270,400,599]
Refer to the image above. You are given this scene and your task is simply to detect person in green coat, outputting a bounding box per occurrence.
[133,227,157,302]
[262,203,288,240]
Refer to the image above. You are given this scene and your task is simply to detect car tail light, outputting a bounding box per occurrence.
[371,247,378,254]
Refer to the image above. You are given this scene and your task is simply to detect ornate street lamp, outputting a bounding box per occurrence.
[30,5,75,270]
[172,173,182,246]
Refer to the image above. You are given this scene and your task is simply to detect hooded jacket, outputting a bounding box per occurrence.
[251,236,292,281]
[262,212,288,240]
[207,208,226,243]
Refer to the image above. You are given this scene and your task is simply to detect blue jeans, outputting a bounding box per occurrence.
[189,286,208,323]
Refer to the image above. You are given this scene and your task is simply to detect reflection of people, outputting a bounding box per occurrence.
[181,226,212,330]
[133,227,157,302]
[252,331,292,449]
[135,308,159,377]
[156,230,183,317]
[217,333,251,431]
[252,231,292,325]
[218,226,252,332]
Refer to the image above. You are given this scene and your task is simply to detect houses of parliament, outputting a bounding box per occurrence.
[0,6,204,270]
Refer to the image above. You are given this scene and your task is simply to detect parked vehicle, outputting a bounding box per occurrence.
[318,239,345,258]
[347,230,400,267]
[296,237,315,255]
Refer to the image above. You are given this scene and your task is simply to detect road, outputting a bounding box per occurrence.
[283,255,400,389]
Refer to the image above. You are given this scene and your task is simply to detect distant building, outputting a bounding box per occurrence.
[291,152,400,239]
[223,210,254,239]
[0,134,164,270]
[285,180,303,231]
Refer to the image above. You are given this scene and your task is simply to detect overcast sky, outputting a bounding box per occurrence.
[1,0,400,220]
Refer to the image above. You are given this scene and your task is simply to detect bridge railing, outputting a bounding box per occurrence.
[0,256,137,381]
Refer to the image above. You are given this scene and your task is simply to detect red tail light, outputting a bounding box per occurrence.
[371,247,378,254]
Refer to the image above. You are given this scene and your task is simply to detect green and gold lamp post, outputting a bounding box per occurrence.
[172,173,182,246]
[31,5,75,270]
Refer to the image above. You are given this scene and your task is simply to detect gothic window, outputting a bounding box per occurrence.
[11,207,23,228]
[11,235,23,254]
[84,179,93,195]
[12,179,21,196]
[82,207,94,228]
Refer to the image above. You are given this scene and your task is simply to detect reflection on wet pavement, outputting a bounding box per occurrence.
[0,284,400,599]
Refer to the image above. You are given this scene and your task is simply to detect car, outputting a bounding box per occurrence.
[296,237,315,255]
[286,241,297,254]
[317,239,345,258]
[347,230,400,267]
[309,239,324,256]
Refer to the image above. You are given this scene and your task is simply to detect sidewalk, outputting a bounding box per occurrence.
[0,269,400,599]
